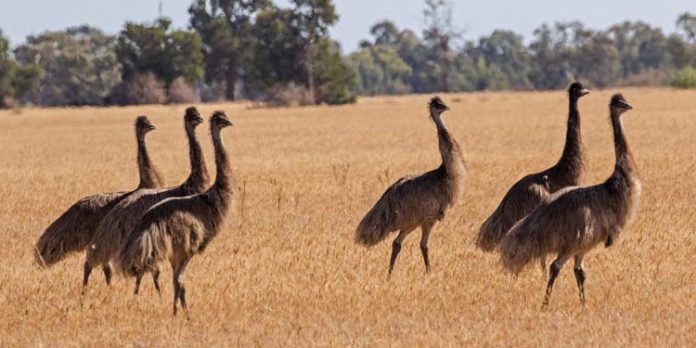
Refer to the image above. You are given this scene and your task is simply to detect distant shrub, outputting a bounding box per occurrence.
[618,68,669,87]
[109,72,167,105]
[168,78,199,104]
[265,84,315,107]
[670,67,696,88]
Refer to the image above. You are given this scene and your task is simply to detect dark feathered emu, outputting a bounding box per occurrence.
[499,94,640,307]
[34,116,163,276]
[83,107,208,293]
[477,82,589,254]
[117,111,234,317]
[355,97,466,277]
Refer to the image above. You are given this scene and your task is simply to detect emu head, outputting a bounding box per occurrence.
[184,106,204,128]
[135,115,155,135]
[210,111,233,129]
[610,94,632,115]
[568,82,590,100]
[429,96,449,116]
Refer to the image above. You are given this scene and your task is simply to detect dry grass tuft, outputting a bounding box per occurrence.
[0,89,694,346]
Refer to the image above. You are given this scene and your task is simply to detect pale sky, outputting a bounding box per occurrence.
[2,0,695,51]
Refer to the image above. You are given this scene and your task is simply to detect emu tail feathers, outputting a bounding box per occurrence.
[117,224,164,276]
[355,195,397,246]
[476,207,511,252]
[499,217,545,275]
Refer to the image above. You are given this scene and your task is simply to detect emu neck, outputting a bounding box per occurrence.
[431,111,466,182]
[136,132,161,189]
[181,123,209,193]
[556,96,583,176]
[610,110,636,181]
[210,125,232,201]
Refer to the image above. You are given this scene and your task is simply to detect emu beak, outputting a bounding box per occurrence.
[580,88,590,96]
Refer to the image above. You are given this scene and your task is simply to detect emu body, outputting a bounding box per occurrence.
[83,107,208,293]
[499,94,640,306]
[355,97,465,276]
[477,82,589,253]
[35,116,163,270]
[118,111,234,317]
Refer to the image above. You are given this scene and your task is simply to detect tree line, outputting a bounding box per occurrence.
[1,0,696,109]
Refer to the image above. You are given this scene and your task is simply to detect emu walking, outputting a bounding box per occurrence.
[499,94,640,307]
[355,97,466,276]
[477,82,589,253]
[118,111,234,316]
[83,107,208,293]
[35,116,163,272]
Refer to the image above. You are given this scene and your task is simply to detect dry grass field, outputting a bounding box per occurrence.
[0,87,694,346]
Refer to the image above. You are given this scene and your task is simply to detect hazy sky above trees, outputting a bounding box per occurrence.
[2,0,695,50]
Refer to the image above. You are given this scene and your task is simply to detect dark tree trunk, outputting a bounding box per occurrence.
[225,69,236,101]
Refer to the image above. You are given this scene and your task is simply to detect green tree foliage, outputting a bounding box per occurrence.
[0,30,40,108]
[189,0,270,100]
[116,18,203,87]
[14,26,119,106]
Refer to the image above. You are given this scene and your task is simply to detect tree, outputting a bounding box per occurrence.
[189,0,270,100]
[116,18,203,87]
[14,26,120,106]
[290,0,339,104]
[467,30,532,89]
[0,30,40,108]
[422,0,461,92]
[608,21,669,78]
[676,12,696,43]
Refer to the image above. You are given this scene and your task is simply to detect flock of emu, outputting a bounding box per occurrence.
[35,82,640,316]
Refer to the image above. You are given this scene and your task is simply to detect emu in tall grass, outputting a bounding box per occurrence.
[477,82,589,254]
[34,116,163,277]
[355,97,466,277]
[118,111,234,316]
[499,94,640,307]
[83,107,208,292]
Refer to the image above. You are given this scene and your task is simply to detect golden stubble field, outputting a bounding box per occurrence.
[0,88,694,346]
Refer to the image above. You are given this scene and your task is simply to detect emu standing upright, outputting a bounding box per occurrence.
[118,111,234,316]
[355,97,466,277]
[34,116,163,273]
[477,82,589,253]
[83,107,208,292]
[499,94,640,307]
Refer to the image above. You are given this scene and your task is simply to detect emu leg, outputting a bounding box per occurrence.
[82,262,93,290]
[173,259,190,318]
[153,269,162,296]
[539,254,547,277]
[420,222,435,274]
[573,255,586,305]
[134,273,143,295]
[542,256,568,307]
[102,264,113,286]
[388,229,412,278]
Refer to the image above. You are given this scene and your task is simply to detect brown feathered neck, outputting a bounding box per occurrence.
[135,129,163,189]
[430,108,466,201]
[609,107,637,184]
[209,122,233,200]
[180,121,209,193]
[554,93,583,177]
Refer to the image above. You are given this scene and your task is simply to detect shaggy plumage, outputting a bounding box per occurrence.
[83,107,208,292]
[477,82,589,253]
[355,97,466,276]
[34,116,163,269]
[499,94,640,306]
[117,111,234,316]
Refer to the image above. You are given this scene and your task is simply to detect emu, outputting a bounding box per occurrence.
[499,94,640,307]
[34,116,163,276]
[117,111,234,317]
[477,82,589,254]
[355,97,466,277]
[83,107,208,293]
